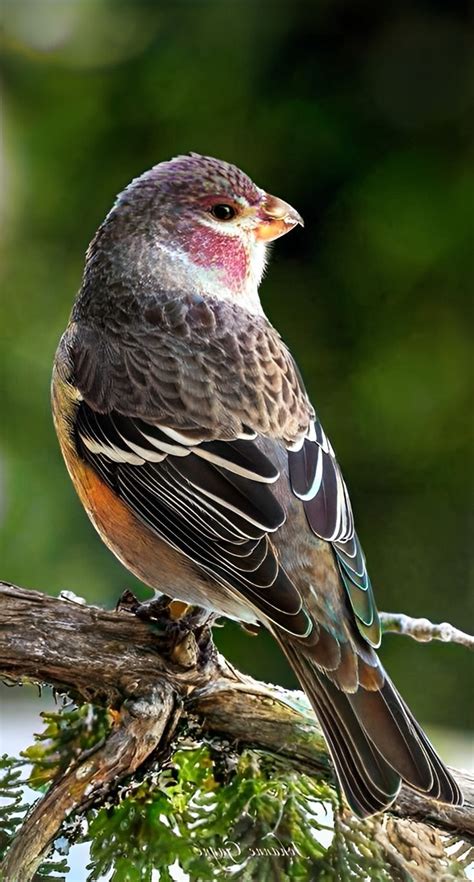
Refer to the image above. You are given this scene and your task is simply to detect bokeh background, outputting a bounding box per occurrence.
[1,0,472,744]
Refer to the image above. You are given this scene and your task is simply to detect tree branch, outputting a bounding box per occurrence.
[2,683,178,882]
[0,581,472,882]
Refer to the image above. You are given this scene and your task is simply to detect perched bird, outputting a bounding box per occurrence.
[52,153,462,817]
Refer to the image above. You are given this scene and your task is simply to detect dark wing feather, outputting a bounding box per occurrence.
[76,403,312,638]
[288,418,381,647]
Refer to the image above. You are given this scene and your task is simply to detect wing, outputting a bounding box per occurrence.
[67,290,378,649]
[75,402,314,640]
[288,418,381,647]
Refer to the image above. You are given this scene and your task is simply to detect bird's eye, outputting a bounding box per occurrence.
[210,203,237,221]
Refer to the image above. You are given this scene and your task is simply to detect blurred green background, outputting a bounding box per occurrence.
[1,0,472,733]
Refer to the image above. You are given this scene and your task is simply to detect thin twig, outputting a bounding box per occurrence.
[380,611,474,650]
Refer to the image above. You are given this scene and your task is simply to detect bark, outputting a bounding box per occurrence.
[0,581,472,882]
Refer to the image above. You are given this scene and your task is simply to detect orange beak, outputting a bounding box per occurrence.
[253,193,304,242]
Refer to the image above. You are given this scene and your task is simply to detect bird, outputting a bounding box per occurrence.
[52,152,463,817]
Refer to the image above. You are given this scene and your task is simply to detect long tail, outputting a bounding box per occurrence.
[277,640,463,817]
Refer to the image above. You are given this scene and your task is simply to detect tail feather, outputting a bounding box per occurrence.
[310,690,393,816]
[350,678,434,790]
[277,639,463,817]
[394,685,463,805]
[311,673,401,815]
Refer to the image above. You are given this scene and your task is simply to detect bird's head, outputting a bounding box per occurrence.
[91,154,303,314]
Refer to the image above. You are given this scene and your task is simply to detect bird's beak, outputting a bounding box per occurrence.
[253,193,304,242]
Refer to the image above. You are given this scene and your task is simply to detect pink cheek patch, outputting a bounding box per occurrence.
[185,226,249,290]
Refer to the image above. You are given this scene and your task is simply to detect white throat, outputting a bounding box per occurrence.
[155,236,269,316]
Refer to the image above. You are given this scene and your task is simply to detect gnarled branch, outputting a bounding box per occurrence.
[0,581,472,882]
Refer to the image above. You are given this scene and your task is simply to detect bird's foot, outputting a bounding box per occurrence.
[116,590,217,670]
